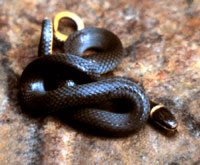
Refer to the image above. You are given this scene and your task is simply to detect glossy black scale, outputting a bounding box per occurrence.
[19,16,177,137]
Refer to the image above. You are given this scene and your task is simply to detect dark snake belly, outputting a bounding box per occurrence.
[19,21,151,137]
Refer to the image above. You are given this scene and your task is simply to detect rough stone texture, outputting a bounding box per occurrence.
[0,0,200,164]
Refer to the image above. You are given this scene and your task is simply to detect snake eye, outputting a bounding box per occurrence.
[150,104,178,131]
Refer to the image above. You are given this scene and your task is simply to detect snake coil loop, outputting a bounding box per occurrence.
[19,12,177,137]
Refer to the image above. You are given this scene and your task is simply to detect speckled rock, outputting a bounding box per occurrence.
[0,0,200,165]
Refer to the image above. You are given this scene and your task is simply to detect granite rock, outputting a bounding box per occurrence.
[0,0,200,164]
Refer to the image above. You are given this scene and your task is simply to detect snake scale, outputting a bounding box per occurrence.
[19,15,177,137]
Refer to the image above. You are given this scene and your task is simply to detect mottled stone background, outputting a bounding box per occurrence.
[0,0,200,164]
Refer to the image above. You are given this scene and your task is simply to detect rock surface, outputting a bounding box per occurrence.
[0,0,200,164]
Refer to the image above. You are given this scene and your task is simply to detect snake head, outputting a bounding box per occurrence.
[149,103,178,132]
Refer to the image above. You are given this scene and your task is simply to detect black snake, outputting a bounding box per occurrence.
[19,16,177,137]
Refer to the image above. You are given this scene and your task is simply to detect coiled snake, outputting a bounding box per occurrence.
[19,12,177,137]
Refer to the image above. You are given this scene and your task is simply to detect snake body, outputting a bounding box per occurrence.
[19,19,151,136]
